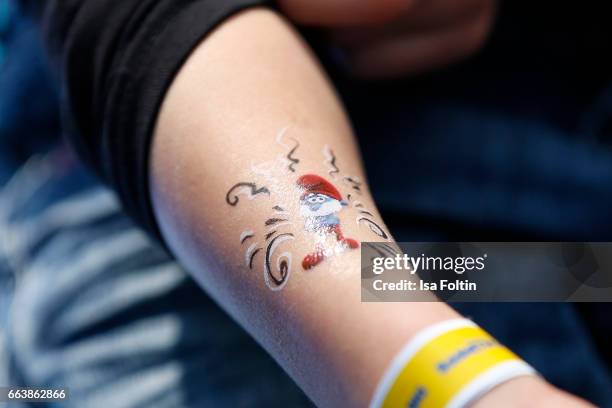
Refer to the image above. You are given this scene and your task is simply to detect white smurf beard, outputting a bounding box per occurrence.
[300,199,342,217]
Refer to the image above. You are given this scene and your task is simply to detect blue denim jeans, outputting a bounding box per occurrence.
[0,149,313,408]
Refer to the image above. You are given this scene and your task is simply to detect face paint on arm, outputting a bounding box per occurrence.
[342,176,363,194]
[323,144,340,179]
[277,126,300,173]
[225,128,390,290]
[296,174,359,269]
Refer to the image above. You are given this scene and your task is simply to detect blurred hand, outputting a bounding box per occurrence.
[278,0,497,78]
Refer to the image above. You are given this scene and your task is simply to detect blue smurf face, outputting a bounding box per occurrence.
[302,193,333,211]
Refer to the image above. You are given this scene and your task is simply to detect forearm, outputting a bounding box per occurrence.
[149,8,458,406]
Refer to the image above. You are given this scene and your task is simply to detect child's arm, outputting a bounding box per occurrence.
[149,8,589,407]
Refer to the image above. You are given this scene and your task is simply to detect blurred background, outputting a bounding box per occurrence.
[1,0,612,406]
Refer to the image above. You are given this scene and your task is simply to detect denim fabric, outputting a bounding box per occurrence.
[0,150,313,408]
[0,4,61,384]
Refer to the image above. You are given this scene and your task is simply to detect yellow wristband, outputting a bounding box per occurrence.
[370,319,536,408]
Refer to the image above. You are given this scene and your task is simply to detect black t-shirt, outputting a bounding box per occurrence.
[23,0,270,240]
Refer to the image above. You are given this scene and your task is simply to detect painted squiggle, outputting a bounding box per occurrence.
[356,216,390,240]
[264,233,295,291]
[240,230,254,244]
[272,205,287,214]
[343,176,362,194]
[323,145,340,179]
[245,242,262,269]
[226,183,270,206]
[277,127,300,173]
[286,146,300,173]
[265,218,289,226]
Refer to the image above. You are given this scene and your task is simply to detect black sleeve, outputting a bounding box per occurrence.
[26,0,271,240]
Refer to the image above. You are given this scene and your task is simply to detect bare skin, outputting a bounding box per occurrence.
[150,8,593,408]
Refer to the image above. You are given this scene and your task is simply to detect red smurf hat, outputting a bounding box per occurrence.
[297,174,342,201]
